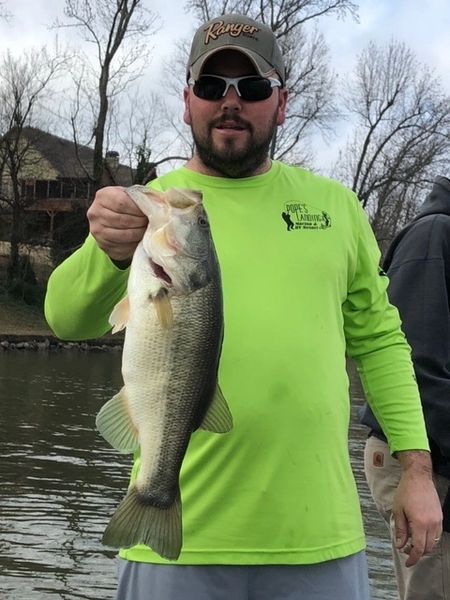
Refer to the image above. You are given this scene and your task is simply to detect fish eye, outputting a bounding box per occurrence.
[198,215,209,227]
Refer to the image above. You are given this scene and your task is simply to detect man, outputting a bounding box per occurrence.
[44,14,442,600]
[361,176,450,600]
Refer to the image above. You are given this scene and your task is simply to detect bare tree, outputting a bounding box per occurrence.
[106,89,190,183]
[334,40,450,243]
[56,0,160,190]
[180,0,358,164]
[0,48,69,285]
[0,1,11,20]
[187,0,358,23]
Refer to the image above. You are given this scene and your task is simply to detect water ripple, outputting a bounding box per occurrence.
[0,351,397,599]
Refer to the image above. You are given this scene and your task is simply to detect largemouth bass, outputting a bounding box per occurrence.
[96,185,232,560]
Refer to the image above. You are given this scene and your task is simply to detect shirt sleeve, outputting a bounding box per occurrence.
[342,200,429,454]
[44,234,129,341]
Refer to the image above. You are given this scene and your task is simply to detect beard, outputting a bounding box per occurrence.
[190,113,278,178]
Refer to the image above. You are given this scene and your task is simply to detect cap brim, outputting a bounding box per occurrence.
[188,46,277,81]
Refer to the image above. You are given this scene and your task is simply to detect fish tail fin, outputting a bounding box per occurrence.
[102,486,182,561]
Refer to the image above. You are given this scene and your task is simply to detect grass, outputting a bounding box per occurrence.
[0,292,53,337]
[0,256,53,337]
[0,261,120,342]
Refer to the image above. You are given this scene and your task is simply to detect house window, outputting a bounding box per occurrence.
[35,180,48,199]
[48,181,60,198]
[22,180,35,200]
[61,179,75,198]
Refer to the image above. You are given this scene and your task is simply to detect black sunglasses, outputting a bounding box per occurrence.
[188,74,282,102]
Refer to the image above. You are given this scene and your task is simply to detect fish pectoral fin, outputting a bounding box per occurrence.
[102,485,182,561]
[199,385,233,433]
[153,288,174,329]
[95,387,139,453]
[109,296,130,334]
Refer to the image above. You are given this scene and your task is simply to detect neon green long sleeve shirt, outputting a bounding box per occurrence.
[45,161,428,565]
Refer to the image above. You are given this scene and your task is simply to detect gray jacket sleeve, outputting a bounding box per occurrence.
[361,214,450,462]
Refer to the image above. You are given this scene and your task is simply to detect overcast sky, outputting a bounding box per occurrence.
[2,0,449,82]
[1,0,449,171]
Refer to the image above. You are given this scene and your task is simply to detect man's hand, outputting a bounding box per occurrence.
[393,450,442,567]
[87,186,148,262]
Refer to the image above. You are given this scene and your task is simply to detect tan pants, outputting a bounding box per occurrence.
[364,436,450,600]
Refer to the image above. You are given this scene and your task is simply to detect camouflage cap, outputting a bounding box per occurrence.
[187,14,285,84]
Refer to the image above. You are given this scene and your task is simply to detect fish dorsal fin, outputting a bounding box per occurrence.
[109,296,130,334]
[200,385,233,433]
[153,288,173,329]
[96,387,140,454]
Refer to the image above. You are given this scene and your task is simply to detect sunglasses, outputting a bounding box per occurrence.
[188,74,282,102]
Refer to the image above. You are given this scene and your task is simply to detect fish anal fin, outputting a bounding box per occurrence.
[153,289,173,329]
[102,485,182,561]
[200,385,233,433]
[109,296,130,334]
[95,387,139,453]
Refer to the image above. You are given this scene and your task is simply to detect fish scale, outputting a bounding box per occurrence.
[133,283,222,503]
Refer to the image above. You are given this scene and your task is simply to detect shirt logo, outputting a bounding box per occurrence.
[281,202,332,231]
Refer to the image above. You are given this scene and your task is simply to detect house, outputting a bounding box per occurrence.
[0,127,134,241]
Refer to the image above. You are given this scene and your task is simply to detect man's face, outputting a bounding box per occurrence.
[183,50,287,178]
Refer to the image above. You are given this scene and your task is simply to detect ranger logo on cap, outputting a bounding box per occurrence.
[204,20,260,44]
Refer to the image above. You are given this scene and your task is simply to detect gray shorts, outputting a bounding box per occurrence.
[116,551,370,600]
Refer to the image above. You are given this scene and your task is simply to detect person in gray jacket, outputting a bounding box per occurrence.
[361,175,450,600]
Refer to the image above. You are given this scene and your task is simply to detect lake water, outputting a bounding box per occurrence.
[0,350,397,599]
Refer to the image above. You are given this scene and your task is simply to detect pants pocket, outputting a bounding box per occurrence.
[364,436,401,518]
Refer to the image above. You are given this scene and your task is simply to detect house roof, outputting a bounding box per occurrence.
[19,127,133,185]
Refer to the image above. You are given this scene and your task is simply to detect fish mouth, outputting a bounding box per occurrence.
[150,259,172,286]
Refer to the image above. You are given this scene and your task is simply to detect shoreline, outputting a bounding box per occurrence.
[0,295,123,350]
[0,333,123,351]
